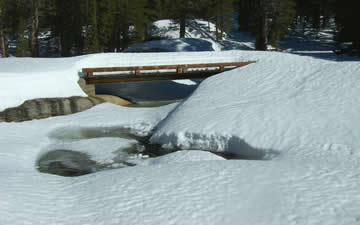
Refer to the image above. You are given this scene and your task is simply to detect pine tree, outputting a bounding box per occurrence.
[209,0,234,40]
[268,0,296,49]
[53,0,86,56]
[335,0,360,54]
[13,0,29,57]
[129,0,148,43]
[164,0,198,38]
[0,0,7,57]
[239,0,295,50]
[237,0,253,31]
[254,0,269,50]
[84,0,99,54]
[29,0,40,57]
[97,0,116,51]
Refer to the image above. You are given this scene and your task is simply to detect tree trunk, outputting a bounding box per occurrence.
[0,30,7,57]
[179,15,186,38]
[255,0,268,51]
[238,1,250,31]
[215,20,220,40]
[16,18,26,57]
[220,18,224,41]
[30,0,39,57]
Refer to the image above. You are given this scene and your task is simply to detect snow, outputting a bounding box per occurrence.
[153,19,221,40]
[1,19,360,225]
[151,51,360,160]
[125,38,221,52]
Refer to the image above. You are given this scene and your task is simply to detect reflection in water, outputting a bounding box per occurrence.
[95,80,200,102]
[127,100,179,108]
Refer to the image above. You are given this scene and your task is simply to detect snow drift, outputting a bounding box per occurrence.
[151,51,360,159]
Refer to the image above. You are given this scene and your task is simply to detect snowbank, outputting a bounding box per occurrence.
[151,51,360,159]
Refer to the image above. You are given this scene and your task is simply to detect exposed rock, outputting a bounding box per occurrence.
[78,78,96,96]
[0,96,104,122]
[37,150,96,177]
[95,94,133,106]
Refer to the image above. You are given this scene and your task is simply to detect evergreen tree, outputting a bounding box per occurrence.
[0,0,7,57]
[53,0,86,56]
[209,0,234,40]
[237,0,253,31]
[164,0,198,38]
[293,0,334,31]
[28,0,40,57]
[129,0,149,43]
[238,0,296,50]
[268,0,296,49]
[13,0,29,57]
[254,0,269,50]
[84,0,99,54]
[335,0,360,54]
[97,0,116,51]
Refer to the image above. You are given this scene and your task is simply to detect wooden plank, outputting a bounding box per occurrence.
[82,61,256,73]
[84,70,231,84]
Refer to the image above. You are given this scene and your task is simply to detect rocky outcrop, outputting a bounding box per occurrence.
[0,96,104,122]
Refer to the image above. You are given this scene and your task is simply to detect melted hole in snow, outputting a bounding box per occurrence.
[39,127,273,177]
[39,127,177,177]
[37,149,139,177]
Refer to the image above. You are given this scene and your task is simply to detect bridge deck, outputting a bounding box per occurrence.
[81,61,256,84]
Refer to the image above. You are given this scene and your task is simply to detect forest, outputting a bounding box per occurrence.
[0,0,359,57]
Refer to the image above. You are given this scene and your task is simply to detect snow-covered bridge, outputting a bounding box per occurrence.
[81,61,256,84]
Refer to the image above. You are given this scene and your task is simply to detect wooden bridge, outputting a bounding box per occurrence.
[81,61,256,84]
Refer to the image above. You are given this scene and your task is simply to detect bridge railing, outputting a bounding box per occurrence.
[80,61,256,84]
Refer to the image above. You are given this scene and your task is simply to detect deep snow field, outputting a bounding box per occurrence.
[1,20,360,225]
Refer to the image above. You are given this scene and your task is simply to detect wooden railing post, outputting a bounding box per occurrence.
[135,69,141,75]
[176,67,183,74]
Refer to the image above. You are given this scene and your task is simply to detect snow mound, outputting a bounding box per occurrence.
[151,51,360,158]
